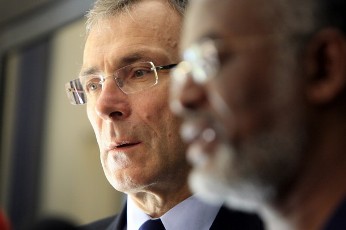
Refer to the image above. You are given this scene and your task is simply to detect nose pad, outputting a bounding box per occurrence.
[115,78,124,88]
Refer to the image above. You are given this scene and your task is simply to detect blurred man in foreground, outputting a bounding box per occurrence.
[171,0,346,229]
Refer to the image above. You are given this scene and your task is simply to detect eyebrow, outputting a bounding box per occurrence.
[80,67,100,77]
[79,51,156,77]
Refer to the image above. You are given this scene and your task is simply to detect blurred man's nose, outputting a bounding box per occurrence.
[170,73,208,116]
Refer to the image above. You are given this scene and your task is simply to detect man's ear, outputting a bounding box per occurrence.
[304,28,346,104]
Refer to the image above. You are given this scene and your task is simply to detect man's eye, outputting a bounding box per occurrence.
[85,79,101,93]
[133,69,151,78]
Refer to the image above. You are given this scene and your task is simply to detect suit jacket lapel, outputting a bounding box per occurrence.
[106,203,127,230]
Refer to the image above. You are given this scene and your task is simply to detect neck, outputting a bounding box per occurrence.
[129,183,192,218]
[263,113,346,230]
[262,166,346,230]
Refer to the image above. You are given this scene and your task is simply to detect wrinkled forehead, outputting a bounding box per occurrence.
[182,0,281,49]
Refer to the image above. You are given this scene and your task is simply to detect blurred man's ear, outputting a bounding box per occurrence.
[304,28,346,104]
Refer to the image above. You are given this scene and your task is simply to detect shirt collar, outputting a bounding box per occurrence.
[127,195,222,230]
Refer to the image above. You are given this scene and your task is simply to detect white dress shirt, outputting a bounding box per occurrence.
[127,195,222,230]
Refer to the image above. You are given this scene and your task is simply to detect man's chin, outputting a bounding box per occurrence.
[189,167,264,213]
[187,142,265,213]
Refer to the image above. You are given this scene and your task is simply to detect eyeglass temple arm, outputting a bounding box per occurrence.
[155,63,177,71]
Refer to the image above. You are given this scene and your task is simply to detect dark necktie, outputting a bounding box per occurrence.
[139,219,165,230]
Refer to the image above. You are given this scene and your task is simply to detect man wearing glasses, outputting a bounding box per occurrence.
[171,0,346,229]
[66,0,263,229]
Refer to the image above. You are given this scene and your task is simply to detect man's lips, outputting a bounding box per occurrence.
[105,141,141,151]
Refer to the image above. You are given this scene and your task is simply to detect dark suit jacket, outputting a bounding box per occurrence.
[323,196,346,230]
[79,203,264,230]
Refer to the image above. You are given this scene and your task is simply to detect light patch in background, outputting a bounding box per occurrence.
[39,18,123,224]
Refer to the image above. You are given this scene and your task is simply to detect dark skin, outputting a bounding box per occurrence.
[178,0,346,229]
[275,28,346,230]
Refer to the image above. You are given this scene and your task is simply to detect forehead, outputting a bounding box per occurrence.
[83,0,182,71]
[182,0,280,49]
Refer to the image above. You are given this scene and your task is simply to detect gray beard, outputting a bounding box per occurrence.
[188,123,306,214]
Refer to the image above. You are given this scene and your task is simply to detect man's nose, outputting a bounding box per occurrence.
[94,78,131,121]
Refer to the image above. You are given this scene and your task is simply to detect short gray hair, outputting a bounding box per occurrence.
[85,0,188,33]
